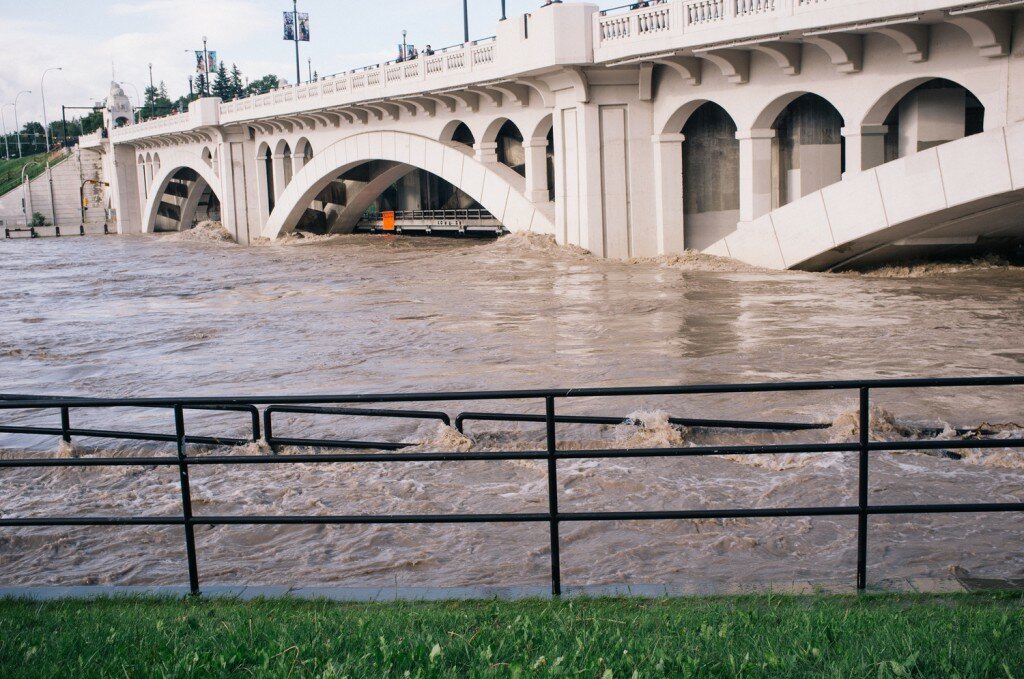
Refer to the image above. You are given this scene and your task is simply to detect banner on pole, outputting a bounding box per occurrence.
[194,51,217,73]
[284,11,310,41]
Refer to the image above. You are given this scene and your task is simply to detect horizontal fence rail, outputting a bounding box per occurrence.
[0,375,1021,596]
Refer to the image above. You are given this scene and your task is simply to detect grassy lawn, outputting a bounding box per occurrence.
[0,593,1021,677]
[0,153,66,197]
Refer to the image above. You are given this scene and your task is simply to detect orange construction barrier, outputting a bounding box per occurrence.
[382,211,396,231]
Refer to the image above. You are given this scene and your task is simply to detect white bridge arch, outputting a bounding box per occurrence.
[141,149,223,235]
[262,131,554,241]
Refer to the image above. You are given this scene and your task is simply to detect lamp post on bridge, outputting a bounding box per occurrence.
[463,0,469,43]
[148,62,155,116]
[501,0,506,21]
[293,0,301,85]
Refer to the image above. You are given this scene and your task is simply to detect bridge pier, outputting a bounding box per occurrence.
[221,134,263,245]
[523,139,550,205]
[652,133,686,254]
[737,129,775,223]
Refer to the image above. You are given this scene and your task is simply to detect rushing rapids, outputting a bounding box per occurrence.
[0,232,1021,589]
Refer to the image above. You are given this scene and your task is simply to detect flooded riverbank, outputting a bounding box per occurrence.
[0,232,1021,589]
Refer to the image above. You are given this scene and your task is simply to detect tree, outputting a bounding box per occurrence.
[21,122,45,155]
[141,84,160,120]
[79,110,104,135]
[229,64,245,100]
[195,72,209,98]
[246,74,280,96]
[211,61,233,101]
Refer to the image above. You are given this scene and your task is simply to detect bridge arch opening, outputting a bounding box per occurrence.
[259,143,276,213]
[876,78,985,163]
[294,138,314,173]
[275,140,294,188]
[530,114,556,202]
[150,167,222,233]
[201,147,213,168]
[681,102,740,249]
[137,154,149,199]
[484,118,526,177]
[287,160,497,237]
[442,121,476,148]
[768,94,846,209]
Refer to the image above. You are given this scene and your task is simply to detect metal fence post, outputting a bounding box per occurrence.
[59,406,71,444]
[545,396,561,596]
[174,404,201,596]
[857,387,870,591]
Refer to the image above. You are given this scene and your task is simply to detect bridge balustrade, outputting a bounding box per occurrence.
[594,0,967,59]
[217,38,500,125]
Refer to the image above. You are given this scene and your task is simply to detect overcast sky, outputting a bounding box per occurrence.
[0,0,617,127]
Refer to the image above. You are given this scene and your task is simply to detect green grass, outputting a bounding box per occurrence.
[0,152,67,197]
[1,593,1021,677]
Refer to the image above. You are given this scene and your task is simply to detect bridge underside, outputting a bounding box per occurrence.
[805,192,1024,271]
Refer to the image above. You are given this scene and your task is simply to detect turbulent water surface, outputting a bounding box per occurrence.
[0,230,1022,590]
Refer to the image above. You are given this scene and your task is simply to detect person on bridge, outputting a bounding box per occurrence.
[423,45,434,56]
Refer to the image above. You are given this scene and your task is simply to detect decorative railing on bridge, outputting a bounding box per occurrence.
[219,39,499,124]
[109,109,197,144]
[1,376,1021,596]
[595,0,967,53]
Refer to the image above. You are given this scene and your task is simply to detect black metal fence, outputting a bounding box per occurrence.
[0,376,1021,596]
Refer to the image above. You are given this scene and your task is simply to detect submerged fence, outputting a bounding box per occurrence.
[0,376,1022,596]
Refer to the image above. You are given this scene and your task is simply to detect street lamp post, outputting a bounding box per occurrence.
[13,90,31,159]
[41,66,63,226]
[203,36,211,96]
[463,0,470,43]
[402,29,408,61]
[501,0,507,21]
[21,161,42,227]
[0,106,10,160]
[41,67,63,154]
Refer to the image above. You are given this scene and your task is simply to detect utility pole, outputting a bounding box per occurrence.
[463,0,470,43]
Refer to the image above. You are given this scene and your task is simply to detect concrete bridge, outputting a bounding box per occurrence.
[80,0,1024,269]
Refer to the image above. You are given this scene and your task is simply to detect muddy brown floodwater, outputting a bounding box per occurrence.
[0,229,1022,590]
